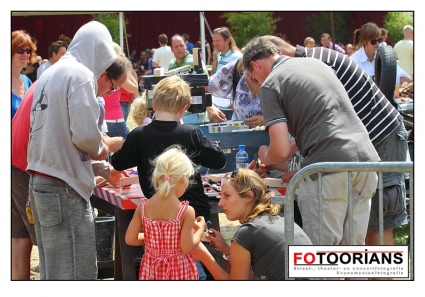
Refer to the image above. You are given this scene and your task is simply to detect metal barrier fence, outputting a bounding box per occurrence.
[271,161,414,280]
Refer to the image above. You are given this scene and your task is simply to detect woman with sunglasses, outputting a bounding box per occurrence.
[191,168,312,280]
[349,22,383,78]
[12,30,36,119]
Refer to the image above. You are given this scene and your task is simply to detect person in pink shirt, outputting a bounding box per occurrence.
[103,88,130,139]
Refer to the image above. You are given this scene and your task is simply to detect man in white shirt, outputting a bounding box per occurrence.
[152,33,174,72]
[394,25,414,76]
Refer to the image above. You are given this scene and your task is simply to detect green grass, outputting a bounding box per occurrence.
[394,223,410,245]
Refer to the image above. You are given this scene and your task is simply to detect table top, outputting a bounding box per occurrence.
[93,184,222,212]
[94,175,285,211]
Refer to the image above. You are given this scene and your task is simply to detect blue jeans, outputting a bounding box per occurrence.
[120,102,131,122]
[29,175,98,280]
[196,260,207,280]
[106,121,129,139]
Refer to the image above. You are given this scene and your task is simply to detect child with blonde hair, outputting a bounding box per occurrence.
[125,146,206,279]
[131,96,152,126]
[111,76,226,279]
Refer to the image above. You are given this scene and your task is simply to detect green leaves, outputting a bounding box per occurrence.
[221,12,280,48]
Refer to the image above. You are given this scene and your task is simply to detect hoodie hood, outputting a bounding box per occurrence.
[65,21,116,78]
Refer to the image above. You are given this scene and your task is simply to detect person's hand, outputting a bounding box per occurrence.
[206,228,229,254]
[248,158,269,177]
[107,166,130,188]
[281,170,298,183]
[207,106,227,123]
[194,216,206,232]
[95,176,107,188]
[243,115,264,128]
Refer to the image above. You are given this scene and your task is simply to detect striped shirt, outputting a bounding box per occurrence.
[295,45,402,145]
[217,49,242,70]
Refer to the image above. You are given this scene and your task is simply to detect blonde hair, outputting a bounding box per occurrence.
[132,96,150,126]
[152,76,192,113]
[151,145,196,198]
[225,168,280,221]
[304,36,315,47]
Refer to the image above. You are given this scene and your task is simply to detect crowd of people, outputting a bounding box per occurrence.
[11,19,413,281]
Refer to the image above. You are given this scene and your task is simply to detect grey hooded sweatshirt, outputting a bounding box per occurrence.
[27,21,116,201]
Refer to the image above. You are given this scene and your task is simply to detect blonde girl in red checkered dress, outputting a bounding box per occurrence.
[125,146,207,280]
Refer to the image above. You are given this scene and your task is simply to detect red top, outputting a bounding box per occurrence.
[12,82,38,171]
[120,88,133,103]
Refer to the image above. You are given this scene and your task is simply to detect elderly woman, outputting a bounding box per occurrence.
[191,168,311,280]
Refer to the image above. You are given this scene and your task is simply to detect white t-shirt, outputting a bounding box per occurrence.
[152,46,174,71]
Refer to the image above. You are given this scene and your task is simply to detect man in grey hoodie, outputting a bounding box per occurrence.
[27,21,129,280]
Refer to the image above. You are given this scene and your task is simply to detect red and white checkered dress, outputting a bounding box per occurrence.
[138,198,198,280]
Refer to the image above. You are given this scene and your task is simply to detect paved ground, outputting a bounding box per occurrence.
[29,213,240,280]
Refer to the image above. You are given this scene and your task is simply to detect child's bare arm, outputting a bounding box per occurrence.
[180,206,206,253]
[125,203,145,246]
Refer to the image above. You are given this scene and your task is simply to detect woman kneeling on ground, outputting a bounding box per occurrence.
[191,168,312,280]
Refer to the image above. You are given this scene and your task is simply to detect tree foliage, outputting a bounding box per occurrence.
[220,12,280,48]
[304,12,349,45]
[383,12,413,45]
[92,13,131,53]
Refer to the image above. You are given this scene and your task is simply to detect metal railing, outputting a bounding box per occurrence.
[271,161,414,280]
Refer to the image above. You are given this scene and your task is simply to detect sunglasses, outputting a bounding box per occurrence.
[16,48,32,55]
[370,38,383,45]
[106,73,118,92]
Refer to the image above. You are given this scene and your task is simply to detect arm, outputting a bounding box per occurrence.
[207,60,236,97]
[106,165,130,188]
[206,105,227,122]
[229,241,255,280]
[243,115,265,128]
[101,134,125,153]
[190,242,230,280]
[121,68,139,94]
[125,204,145,246]
[180,207,206,253]
[258,122,296,166]
[90,142,109,161]
[191,239,254,280]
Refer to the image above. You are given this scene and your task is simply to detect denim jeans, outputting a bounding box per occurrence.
[196,260,207,280]
[120,102,131,122]
[29,174,98,280]
[106,121,129,139]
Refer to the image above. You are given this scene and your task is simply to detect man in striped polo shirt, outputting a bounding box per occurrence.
[266,36,408,248]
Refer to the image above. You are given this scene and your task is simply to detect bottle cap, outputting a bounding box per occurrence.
[239,145,245,150]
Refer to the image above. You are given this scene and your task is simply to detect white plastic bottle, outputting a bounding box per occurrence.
[235,145,249,169]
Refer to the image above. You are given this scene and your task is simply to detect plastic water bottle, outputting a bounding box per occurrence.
[236,145,249,169]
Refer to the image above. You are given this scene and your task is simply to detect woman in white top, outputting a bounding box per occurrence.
[349,22,382,78]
